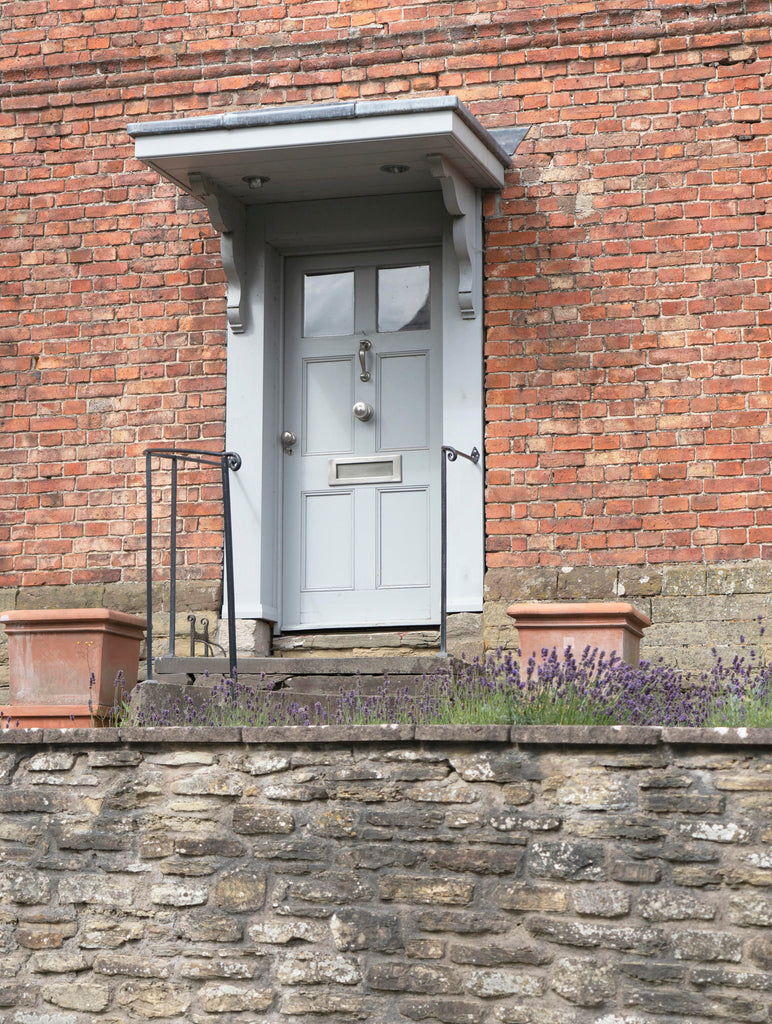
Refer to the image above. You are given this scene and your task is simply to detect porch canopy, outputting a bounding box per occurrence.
[127,96,520,208]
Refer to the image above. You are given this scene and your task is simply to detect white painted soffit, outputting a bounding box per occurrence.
[127,97,525,205]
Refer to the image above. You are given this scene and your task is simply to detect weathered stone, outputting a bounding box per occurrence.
[31,952,89,973]
[87,750,143,768]
[212,870,265,911]
[178,913,242,943]
[330,908,403,952]
[450,944,551,967]
[638,890,715,921]
[466,970,545,998]
[41,983,110,1012]
[728,893,772,926]
[671,864,723,887]
[610,861,661,884]
[449,752,525,783]
[496,883,568,913]
[620,961,685,984]
[573,888,630,918]
[103,772,164,811]
[150,882,209,906]
[379,875,474,905]
[671,929,742,961]
[17,922,77,950]
[0,790,59,813]
[199,983,274,1012]
[425,843,523,875]
[405,938,445,959]
[0,867,50,905]
[26,753,76,772]
[544,770,632,811]
[174,835,245,857]
[529,841,606,881]
[115,980,192,1017]
[93,953,170,978]
[527,918,665,955]
[287,872,373,904]
[54,822,131,851]
[551,958,616,1007]
[178,956,256,979]
[248,919,325,944]
[277,953,360,985]
[644,791,725,814]
[77,916,144,949]
[233,803,296,834]
[367,963,462,994]
[308,804,359,837]
[501,781,535,804]
[416,910,510,934]
[280,991,373,1017]
[405,779,479,804]
[690,965,772,992]
[399,998,484,1023]
[238,752,292,775]
[749,936,772,970]
[490,812,560,832]
[172,767,243,796]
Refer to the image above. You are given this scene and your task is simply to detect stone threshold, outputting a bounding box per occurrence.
[1,724,770,746]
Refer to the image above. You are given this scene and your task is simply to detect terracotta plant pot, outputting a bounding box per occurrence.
[1,608,146,728]
[506,601,652,666]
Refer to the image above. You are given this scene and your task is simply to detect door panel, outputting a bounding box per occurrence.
[282,248,442,629]
[303,357,354,454]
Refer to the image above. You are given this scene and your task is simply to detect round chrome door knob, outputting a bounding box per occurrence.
[280,430,297,449]
[352,402,374,422]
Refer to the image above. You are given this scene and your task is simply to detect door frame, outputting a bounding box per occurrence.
[225,191,484,631]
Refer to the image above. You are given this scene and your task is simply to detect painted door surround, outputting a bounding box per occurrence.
[226,191,485,632]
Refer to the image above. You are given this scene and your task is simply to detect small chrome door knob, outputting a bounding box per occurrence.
[352,402,374,422]
[280,430,297,449]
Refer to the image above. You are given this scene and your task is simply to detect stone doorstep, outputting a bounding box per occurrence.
[149,654,454,713]
[272,627,440,653]
[155,654,450,682]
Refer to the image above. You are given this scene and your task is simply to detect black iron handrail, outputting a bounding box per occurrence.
[145,447,242,681]
[440,444,480,657]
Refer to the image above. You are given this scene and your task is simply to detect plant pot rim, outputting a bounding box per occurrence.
[1,608,146,632]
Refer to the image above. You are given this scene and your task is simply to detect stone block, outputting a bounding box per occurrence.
[661,565,707,597]
[556,567,618,600]
[212,870,265,911]
[277,953,360,985]
[367,962,462,994]
[379,875,474,905]
[551,958,615,1007]
[41,983,109,1011]
[330,908,403,952]
[199,983,274,1012]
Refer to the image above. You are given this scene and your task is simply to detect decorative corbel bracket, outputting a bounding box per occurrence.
[427,154,479,320]
[189,172,247,333]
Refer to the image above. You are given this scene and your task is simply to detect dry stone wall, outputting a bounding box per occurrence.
[0,726,771,1023]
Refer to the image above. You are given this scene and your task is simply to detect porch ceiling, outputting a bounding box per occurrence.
[128,97,519,206]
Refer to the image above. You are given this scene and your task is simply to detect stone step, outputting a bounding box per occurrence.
[129,654,457,725]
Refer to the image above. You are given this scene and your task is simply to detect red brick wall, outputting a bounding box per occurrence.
[1,0,770,590]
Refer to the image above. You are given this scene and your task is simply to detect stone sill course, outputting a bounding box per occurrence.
[0,723,769,746]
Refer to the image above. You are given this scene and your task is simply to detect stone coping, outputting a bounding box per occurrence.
[0,723,770,746]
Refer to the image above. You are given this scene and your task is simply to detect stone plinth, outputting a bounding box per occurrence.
[506,601,652,665]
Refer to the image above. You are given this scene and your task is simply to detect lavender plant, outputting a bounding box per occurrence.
[109,630,772,729]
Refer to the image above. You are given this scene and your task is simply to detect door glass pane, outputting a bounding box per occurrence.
[377,264,430,333]
[303,271,354,337]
